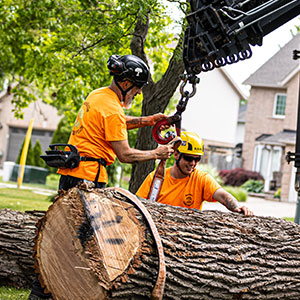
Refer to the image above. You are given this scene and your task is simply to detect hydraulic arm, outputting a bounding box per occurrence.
[183,0,300,74]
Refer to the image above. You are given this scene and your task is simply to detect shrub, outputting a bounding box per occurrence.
[106,158,121,187]
[33,140,46,168]
[274,188,281,199]
[241,179,264,193]
[50,116,72,144]
[16,139,35,166]
[219,168,264,186]
[224,186,248,202]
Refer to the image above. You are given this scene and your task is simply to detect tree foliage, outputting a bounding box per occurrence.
[0,0,182,116]
[33,140,46,168]
[16,140,35,166]
[0,0,187,190]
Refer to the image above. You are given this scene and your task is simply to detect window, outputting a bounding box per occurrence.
[273,94,287,117]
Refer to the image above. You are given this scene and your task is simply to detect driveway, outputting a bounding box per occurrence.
[202,195,297,219]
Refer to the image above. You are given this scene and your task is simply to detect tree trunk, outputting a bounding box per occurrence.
[0,209,45,288]
[128,15,185,193]
[1,187,300,299]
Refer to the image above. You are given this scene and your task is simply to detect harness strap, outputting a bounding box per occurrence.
[107,187,166,300]
[80,157,107,184]
[147,137,182,202]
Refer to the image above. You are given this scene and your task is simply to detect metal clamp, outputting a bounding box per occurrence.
[285,151,300,168]
[152,73,200,144]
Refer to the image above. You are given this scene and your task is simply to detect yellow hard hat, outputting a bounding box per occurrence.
[178,131,204,156]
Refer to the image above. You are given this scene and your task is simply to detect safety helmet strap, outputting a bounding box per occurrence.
[115,79,135,101]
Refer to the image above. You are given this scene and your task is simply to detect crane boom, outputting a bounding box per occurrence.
[183,0,300,74]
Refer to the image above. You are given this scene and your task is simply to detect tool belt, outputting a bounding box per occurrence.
[40,143,107,183]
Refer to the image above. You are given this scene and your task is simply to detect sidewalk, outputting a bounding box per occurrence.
[202,195,297,219]
[0,181,55,196]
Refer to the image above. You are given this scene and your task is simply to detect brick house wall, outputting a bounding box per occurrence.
[242,33,300,202]
[242,86,288,170]
[242,73,299,201]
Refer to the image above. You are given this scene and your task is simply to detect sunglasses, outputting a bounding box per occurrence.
[182,154,201,163]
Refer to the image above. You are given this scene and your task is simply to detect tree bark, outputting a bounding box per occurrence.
[1,187,300,299]
[128,15,185,193]
[0,209,45,288]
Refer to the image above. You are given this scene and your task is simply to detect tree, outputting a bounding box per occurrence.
[16,139,35,166]
[0,0,187,191]
[33,140,46,168]
[50,116,72,145]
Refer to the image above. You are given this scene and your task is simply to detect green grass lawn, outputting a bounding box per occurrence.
[0,286,30,300]
[0,188,53,211]
[0,173,59,212]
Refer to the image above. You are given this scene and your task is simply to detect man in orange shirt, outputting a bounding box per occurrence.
[57,54,174,191]
[136,131,253,216]
[28,54,174,300]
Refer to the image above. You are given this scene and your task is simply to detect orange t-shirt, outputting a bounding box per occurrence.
[136,168,220,210]
[58,87,127,183]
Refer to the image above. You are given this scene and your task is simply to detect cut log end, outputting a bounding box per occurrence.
[35,187,144,300]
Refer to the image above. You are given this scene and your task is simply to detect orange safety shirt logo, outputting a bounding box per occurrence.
[183,193,194,206]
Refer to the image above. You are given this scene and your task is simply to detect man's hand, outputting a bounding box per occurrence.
[150,113,168,125]
[155,144,174,160]
[234,206,254,216]
[111,139,174,163]
[214,188,254,216]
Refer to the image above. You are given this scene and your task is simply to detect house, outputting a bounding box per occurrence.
[0,88,61,168]
[243,33,300,202]
[182,67,247,170]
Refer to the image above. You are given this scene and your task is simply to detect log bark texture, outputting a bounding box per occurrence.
[0,209,44,288]
[1,187,300,300]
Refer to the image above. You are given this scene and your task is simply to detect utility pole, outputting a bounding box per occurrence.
[286,50,300,224]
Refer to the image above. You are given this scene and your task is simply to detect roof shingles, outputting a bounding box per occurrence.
[243,33,300,87]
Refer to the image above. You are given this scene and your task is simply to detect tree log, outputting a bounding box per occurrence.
[0,209,45,288]
[1,187,300,299]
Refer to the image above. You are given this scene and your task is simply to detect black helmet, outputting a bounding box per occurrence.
[107,54,149,88]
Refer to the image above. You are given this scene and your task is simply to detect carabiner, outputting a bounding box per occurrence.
[152,115,181,144]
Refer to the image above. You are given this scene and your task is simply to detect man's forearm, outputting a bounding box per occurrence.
[126,116,154,130]
[118,148,156,163]
[215,189,241,212]
[220,194,241,212]
[111,140,173,164]
[214,188,253,216]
